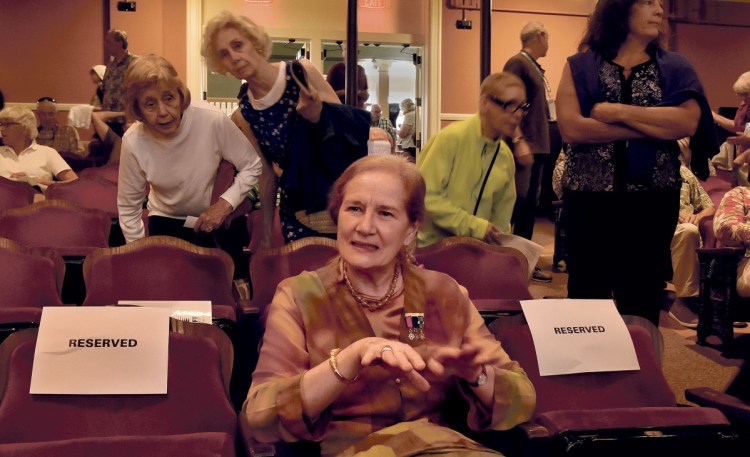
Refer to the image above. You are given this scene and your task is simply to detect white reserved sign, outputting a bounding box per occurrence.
[520,299,640,376]
[30,306,170,394]
[117,300,212,324]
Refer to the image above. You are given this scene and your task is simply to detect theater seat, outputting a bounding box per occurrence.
[415,236,532,321]
[246,236,338,319]
[46,177,123,246]
[0,321,237,454]
[82,236,238,322]
[0,237,65,309]
[0,177,35,211]
[0,200,111,304]
[78,163,119,184]
[0,200,110,257]
[484,321,739,455]
[0,432,235,457]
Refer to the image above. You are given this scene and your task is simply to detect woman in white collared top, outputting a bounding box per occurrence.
[0,106,77,191]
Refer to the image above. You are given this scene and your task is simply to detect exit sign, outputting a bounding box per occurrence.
[359,0,389,8]
[448,0,480,9]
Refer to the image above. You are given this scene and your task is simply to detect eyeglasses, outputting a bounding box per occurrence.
[485,95,530,115]
[0,121,20,128]
[36,97,56,103]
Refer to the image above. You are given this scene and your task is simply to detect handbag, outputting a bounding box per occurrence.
[294,209,337,234]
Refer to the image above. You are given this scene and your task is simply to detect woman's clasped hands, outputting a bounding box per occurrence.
[353,337,504,392]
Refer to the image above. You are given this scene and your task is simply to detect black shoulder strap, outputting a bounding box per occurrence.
[473,143,501,216]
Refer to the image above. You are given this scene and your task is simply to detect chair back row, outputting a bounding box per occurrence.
[0,235,237,319]
[246,236,532,319]
[0,321,238,455]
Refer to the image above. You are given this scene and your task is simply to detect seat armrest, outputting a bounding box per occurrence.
[518,420,551,439]
[685,387,750,425]
[697,246,746,256]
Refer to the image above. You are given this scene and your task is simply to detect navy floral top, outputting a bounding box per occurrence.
[563,59,681,193]
[239,62,326,242]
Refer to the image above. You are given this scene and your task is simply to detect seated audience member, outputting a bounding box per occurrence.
[245,155,535,456]
[712,71,750,167]
[117,54,262,282]
[87,109,130,161]
[35,97,85,156]
[0,106,77,191]
[368,126,394,156]
[371,103,397,142]
[90,65,106,108]
[90,110,127,163]
[714,186,750,298]
[668,165,716,328]
[417,72,532,248]
[728,132,750,152]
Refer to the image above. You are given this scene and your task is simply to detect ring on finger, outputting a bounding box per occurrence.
[380,345,394,356]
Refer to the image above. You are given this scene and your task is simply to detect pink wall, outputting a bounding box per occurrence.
[440,6,588,115]
[672,23,750,110]
[109,0,187,80]
[0,0,105,104]
[207,0,425,40]
[0,0,187,105]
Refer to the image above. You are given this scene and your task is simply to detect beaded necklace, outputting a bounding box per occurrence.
[342,261,401,312]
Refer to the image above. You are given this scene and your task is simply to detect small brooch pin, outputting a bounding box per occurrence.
[405,313,425,340]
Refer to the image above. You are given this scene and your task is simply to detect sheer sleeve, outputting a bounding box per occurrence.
[454,285,536,431]
[243,278,332,443]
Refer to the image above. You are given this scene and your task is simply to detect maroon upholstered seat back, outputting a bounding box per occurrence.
[0,200,110,256]
[0,308,43,326]
[78,163,119,184]
[82,236,236,309]
[0,177,35,211]
[491,323,676,414]
[46,178,119,218]
[0,433,236,457]
[0,238,65,308]
[415,237,533,301]
[0,327,237,444]
[249,237,338,317]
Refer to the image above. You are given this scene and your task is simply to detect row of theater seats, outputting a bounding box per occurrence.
[0,313,744,455]
[1,167,748,454]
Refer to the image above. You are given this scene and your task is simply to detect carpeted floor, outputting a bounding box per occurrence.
[528,216,748,404]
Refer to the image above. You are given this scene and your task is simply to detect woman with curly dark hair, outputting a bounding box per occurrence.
[556,0,717,326]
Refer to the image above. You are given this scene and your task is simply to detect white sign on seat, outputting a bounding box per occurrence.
[117,300,212,324]
[520,299,640,376]
[30,306,170,394]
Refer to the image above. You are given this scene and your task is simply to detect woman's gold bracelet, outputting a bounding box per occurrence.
[329,348,358,384]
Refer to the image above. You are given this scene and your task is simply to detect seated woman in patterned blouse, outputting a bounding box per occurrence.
[714,186,750,297]
[245,155,535,456]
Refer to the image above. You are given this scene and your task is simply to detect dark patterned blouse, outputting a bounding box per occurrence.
[239,62,326,243]
[562,59,682,193]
